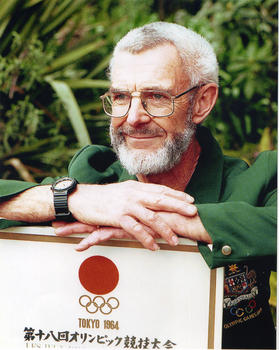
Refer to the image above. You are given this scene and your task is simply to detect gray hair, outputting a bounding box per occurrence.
[108,22,219,87]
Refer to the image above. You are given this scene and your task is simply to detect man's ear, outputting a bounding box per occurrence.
[192,83,218,125]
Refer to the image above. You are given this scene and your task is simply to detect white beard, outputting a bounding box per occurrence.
[110,121,196,176]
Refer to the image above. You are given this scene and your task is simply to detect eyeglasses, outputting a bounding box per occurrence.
[100,85,203,118]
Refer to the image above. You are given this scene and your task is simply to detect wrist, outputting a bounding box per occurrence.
[67,183,102,225]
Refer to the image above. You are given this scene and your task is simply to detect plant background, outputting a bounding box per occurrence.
[0,0,277,323]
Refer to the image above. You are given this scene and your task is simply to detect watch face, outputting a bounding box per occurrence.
[55,179,75,190]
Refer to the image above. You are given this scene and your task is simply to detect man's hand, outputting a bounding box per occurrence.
[56,180,198,251]
[53,221,138,250]
[53,208,212,252]
[158,212,212,243]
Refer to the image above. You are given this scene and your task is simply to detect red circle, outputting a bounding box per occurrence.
[79,256,119,295]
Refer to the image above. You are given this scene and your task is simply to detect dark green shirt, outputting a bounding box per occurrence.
[0,126,276,348]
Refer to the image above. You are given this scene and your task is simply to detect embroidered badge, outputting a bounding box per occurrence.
[224,264,258,308]
[223,263,267,330]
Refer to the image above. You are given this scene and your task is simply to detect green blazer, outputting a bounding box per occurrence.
[0,126,276,348]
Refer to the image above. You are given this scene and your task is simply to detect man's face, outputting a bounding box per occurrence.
[109,44,196,175]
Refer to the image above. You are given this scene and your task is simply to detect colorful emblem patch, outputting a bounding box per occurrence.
[226,272,248,294]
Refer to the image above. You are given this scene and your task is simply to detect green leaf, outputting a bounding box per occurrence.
[244,78,257,99]
[230,112,245,143]
[219,69,232,83]
[45,78,91,147]
[259,127,272,151]
[41,0,89,35]
[0,0,20,24]
[42,40,105,74]
[0,16,9,37]
[244,114,252,135]
[66,79,110,89]
[23,0,44,8]
[87,55,112,79]
[80,102,104,113]
[38,0,58,24]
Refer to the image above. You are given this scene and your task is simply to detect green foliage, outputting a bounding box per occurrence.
[0,0,110,181]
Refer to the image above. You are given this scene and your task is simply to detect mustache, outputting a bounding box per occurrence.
[114,125,162,136]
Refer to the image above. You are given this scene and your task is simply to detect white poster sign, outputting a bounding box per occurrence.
[0,226,223,349]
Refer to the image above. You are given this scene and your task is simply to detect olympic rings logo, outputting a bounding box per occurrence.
[230,307,244,317]
[79,295,120,315]
[230,300,256,318]
[245,299,256,314]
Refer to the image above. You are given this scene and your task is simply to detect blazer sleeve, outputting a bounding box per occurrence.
[197,151,277,270]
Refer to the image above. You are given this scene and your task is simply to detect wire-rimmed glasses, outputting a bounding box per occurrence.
[100,85,203,118]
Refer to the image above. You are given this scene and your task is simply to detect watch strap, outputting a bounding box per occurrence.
[52,177,77,221]
[53,191,72,220]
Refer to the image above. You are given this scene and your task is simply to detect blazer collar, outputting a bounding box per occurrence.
[186,126,224,204]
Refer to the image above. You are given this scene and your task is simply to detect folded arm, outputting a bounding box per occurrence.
[0,180,199,251]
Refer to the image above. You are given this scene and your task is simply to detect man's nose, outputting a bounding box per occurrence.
[126,95,152,127]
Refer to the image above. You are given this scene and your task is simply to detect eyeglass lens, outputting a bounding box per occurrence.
[102,91,174,117]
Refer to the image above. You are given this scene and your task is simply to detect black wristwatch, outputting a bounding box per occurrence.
[51,177,78,221]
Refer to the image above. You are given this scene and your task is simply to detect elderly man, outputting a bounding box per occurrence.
[0,22,276,349]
